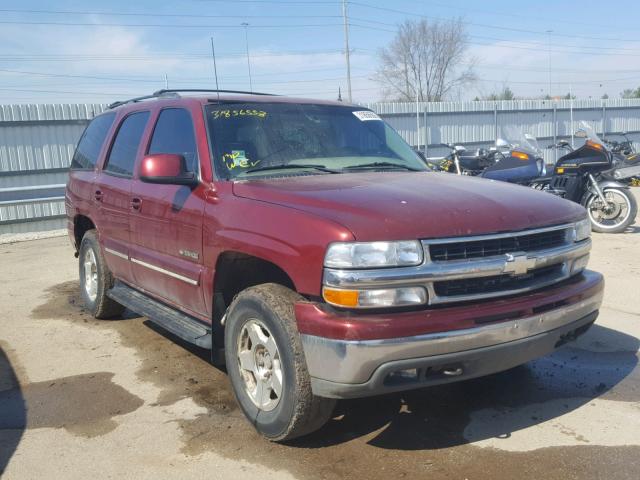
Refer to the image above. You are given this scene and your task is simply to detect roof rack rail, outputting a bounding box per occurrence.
[153,88,277,97]
[107,89,276,110]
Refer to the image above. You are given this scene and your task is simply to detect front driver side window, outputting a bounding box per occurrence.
[148,108,198,173]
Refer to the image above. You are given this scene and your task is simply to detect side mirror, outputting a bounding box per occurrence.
[139,154,198,186]
[496,138,510,148]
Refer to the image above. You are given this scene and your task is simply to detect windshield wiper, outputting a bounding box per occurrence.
[342,162,423,172]
[240,164,340,175]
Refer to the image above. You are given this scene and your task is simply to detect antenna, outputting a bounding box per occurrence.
[210,36,220,103]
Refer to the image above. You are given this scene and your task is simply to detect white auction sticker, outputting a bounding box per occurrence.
[352,110,382,121]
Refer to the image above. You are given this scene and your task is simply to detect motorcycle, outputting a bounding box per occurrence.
[545,121,638,233]
[423,143,494,175]
[602,132,640,186]
[480,126,547,185]
[423,128,546,183]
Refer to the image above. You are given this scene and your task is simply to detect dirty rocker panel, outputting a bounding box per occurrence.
[108,281,211,348]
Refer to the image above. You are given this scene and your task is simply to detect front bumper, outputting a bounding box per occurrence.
[299,270,604,399]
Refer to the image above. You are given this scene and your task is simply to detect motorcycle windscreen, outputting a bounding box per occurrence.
[481,156,541,183]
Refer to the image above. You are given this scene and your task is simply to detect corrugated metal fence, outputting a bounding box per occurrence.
[0,103,106,234]
[2,99,640,234]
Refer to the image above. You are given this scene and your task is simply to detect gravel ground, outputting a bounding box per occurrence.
[1,193,639,479]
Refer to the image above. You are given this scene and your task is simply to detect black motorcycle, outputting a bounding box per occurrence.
[545,122,638,233]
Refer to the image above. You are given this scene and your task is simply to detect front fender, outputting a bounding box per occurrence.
[580,179,629,206]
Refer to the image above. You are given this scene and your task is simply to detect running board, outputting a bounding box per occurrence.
[107,281,212,349]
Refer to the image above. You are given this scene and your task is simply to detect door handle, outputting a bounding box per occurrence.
[130,197,142,211]
[94,190,103,202]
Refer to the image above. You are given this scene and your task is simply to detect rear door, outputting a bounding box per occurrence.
[66,112,116,239]
[129,107,207,317]
[95,110,150,284]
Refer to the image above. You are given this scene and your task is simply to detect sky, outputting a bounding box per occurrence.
[2,0,640,104]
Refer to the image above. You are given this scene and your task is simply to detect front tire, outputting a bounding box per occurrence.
[78,230,125,319]
[224,283,336,441]
[586,187,637,233]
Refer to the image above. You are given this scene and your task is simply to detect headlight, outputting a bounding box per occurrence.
[574,217,591,242]
[324,241,423,269]
[323,286,428,308]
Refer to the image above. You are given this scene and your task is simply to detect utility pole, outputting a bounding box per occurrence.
[241,22,253,92]
[342,0,352,102]
[546,29,553,99]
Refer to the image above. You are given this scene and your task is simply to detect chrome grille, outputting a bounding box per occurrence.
[428,228,569,262]
[323,223,589,306]
[433,264,564,297]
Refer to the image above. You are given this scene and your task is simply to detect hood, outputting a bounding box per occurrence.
[232,172,586,240]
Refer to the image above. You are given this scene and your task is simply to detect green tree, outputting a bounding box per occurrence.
[485,86,515,101]
[621,87,640,99]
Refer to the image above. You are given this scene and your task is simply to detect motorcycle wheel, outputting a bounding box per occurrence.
[585,187,637,233]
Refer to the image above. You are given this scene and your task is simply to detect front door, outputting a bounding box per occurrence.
[129,107,207,318]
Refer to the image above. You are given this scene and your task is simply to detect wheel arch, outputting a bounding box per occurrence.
[73,214,97,251]
[210,250,298,350]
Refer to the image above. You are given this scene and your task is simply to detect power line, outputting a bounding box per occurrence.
[350,16,640,53]
[349,23,640,58]
[0,20,343,29]
[348,2,640,44]
[0,8,341,19]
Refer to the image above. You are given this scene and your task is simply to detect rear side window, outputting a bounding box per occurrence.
[148,108,198,173]
[104,111,150,176]
[70,113,116,170]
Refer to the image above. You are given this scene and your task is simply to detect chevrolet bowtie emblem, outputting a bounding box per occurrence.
[503,253,535,276]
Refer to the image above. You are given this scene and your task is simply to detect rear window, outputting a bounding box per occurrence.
[70,112,116,170]
[104,111,150,177]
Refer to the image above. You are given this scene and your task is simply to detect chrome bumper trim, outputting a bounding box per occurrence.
[301,286,603,385]
[323,238,591,305]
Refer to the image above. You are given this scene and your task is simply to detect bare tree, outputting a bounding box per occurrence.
[375,18,476,102]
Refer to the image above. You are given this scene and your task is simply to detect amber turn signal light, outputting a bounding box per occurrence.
[585,140,604,151]
[322,287,359,308]
[512,151,530,161]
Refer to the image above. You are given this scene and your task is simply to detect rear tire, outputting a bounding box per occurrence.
[586,187,637,233]
[78,230,125,319]
[224,283,336,442]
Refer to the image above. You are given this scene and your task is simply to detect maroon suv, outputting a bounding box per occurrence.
[66,90,603,441]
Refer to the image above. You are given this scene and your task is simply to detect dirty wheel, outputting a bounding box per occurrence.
[79,230,125,319]
[225,283,336,441]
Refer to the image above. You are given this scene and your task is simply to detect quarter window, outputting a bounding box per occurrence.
[104,111,150,176]
[148,108,198,173]
[70,112,116,170]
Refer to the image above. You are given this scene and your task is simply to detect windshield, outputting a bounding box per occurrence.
[500,126,542,155]
[205,103,427,179]
[577,120,604,146]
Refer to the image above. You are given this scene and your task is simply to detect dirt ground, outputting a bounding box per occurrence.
[1,200,639,479]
